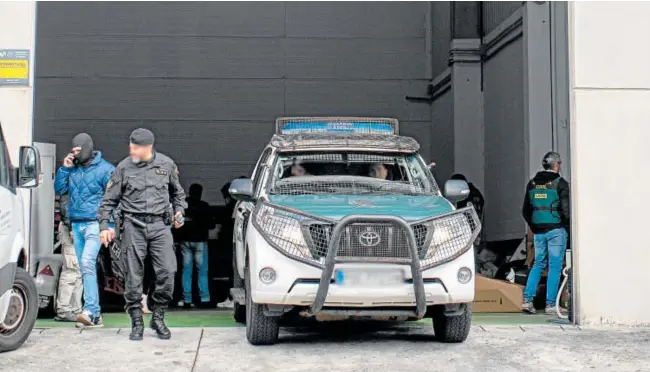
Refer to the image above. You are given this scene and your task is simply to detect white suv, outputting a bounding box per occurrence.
[229,117,480,345]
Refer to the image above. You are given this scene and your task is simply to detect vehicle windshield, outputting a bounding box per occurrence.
[268,152,440,196]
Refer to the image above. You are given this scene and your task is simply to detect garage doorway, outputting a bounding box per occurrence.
[33,2,572,322]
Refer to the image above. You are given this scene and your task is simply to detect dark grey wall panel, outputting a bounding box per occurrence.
[37,2,286,37]
[285,81,431,122]
[286,2,427,38]
[37,37,425,80]
[482,37,525,241]
[481,2,523,35]
[35,120,275,167]
[285,39,425,80]
[430,89,454,183]
[431,1,451,77]
[36,36,286,78]
[36,79,284,121]
[35,2,432,204]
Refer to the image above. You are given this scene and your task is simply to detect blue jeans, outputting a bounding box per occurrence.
[180,241,210,303]
[524,228,568,306]
[71,221,102,316]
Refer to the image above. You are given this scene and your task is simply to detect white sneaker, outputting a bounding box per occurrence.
[217,299,234,309]
[521,301,536,314]
[177,300,185,308]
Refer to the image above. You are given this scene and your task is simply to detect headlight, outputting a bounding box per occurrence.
[422,210,478,268]
[254,204,313,260]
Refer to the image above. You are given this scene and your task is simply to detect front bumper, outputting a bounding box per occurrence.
[248,215,476,317]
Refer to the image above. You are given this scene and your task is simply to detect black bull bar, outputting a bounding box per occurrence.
[310,215,428,318]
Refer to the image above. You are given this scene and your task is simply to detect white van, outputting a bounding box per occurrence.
[0,121,42,352]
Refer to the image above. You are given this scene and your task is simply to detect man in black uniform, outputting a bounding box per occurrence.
[98,128,187,341]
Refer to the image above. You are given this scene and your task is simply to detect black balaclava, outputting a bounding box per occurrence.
[72,133,94,165]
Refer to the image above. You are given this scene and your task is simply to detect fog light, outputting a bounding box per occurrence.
[259,267,277,284]
[457,267,472,284]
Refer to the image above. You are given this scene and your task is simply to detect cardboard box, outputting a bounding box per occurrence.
[473,275,524,313]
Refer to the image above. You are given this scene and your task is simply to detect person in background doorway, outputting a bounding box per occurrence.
[54,195,83,322]
[54,133,115,328]
[176,184,216,309]
[449,174,485,220]
[98,128,187,341]
[521,152,570,315]
[450,174,485,247]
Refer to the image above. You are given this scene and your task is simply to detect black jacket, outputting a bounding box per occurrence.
[457,182,484,220]
[174,197,215,242]
[522,171,570,234]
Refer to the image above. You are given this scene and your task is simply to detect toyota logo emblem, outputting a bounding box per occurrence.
[359,230,381,247]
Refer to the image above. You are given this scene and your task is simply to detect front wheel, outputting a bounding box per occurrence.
[431,303,472,343]
[245,267,279,345]
[0,268,38,352]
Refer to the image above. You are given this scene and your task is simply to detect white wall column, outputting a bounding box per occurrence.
[0,1,37,258]
[570,2,650,325]
[0,1,36,160]
[450,39,484,192]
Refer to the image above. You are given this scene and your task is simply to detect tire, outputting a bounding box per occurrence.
[245,266,279,345]
[431,303,472,343]
[0,268,38,353]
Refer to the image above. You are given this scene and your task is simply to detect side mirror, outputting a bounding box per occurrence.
[18,146,41,188]
[229,178,254,202]
[444,179,470,202]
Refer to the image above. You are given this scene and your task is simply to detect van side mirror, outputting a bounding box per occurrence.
[18,146,41,188]
[444,179,470,202]
[229,178,254,202]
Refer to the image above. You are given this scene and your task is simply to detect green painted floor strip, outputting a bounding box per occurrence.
[36,310,563,329]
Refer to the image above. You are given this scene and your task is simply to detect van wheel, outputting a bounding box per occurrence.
[431,303,472,343]
[245,267,279,345]
[0,268,38,352]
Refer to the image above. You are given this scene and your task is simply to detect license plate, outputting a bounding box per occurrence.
[335,268,405,288]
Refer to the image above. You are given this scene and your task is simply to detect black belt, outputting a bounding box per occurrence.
[127,214,164,224]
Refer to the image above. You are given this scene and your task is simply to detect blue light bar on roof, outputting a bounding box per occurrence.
[276,117,399,135]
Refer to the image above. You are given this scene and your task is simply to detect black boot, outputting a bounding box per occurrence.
[150,308,171,340]
[129,308,144,341]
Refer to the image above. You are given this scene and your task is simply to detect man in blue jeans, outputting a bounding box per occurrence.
[55,133,115,327]
[175,184,215,309]
[521,152,570,315]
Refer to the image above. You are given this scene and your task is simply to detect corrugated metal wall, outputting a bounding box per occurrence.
[34,2,432,203]
[431,1,451,77]
[482,2,524,35]
[430,88,454,182]
[482,38,526,241]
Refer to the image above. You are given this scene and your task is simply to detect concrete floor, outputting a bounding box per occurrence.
[4,323,650,372]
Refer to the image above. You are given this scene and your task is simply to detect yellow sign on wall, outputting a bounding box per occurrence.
[0,50,30,85]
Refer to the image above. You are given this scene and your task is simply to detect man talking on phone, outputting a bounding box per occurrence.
[54,133,115,328]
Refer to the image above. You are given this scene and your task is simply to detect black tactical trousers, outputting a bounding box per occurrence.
[123,219,176,311]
